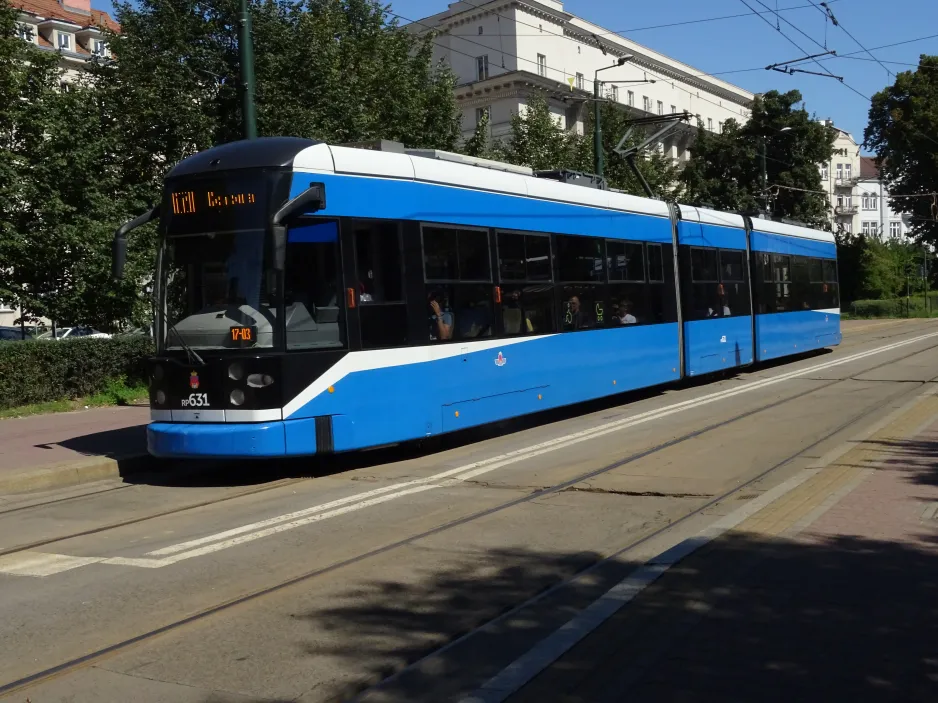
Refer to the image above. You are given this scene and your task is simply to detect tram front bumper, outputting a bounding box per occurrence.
[147,421,292,458]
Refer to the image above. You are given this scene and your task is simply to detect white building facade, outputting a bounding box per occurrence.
[818,120,911,239]
[411,0,754,163]
[855,157,912,240]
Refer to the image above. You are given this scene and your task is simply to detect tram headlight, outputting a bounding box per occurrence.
[155,390,166,405]
[230,389,245,406]
[246,373,275,388]
[152,364,164,382]
[228,362,244,381]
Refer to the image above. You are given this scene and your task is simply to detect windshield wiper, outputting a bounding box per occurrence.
[166,321,206,367]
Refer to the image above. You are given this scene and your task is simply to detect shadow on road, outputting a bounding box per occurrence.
[293,527,938,703]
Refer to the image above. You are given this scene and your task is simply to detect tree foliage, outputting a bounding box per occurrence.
[472,93,679,198]
[865,55,938,246]
[1,0,461,329]
[681,90,835,227]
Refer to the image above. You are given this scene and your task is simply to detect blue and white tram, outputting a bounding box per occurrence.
[112,137,840,458]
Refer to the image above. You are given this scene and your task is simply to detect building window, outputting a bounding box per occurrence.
[58,32,70,50]
[890,221,901,237]
[836,163,843,180]
[478,26,483,35]
[657,100,663,115]
[718,121,723,133]
[821,164,829,181]
[575,72,584,90]
[610,85,618,102]
[627,90,634,106]
[17,24,32,41]
[60,81,71,92]
[92,39,106,56]
[671,105,676,114]
[861,221,876,236]
[643,96,651,112]
[845,164,852,179]
[565,105,579,131]
[862,193,878,210]
[537,53,546,77]
[707,118,713,131]
[476,55,489,81]
[842,221,852,234]
[475,106,490,126]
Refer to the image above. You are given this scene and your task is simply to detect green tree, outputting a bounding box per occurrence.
[579,101,682,198]
[480,93,680,198]
[490,93,580,171]
[96,0,461,194]
[865,55,938,246]
[681,90,835,227]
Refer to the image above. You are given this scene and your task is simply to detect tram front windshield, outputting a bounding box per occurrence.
[163,230,280,351]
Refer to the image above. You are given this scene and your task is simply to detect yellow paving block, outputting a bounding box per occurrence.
[730,394,938,538]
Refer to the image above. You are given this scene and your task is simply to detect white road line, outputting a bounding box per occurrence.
[7,328,938,578]
[0,551,104,578]
[459,469,820,703]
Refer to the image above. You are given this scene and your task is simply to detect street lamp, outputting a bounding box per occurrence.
[594,54,634,178]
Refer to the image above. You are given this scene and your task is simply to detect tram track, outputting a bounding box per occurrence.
[0,320,926,547]
[1,336,936,700]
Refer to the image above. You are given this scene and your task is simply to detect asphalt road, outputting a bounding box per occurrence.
[1,318,936,703]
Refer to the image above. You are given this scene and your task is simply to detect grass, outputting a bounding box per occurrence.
[0,377,149,419]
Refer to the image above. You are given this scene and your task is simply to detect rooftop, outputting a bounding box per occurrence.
[14,0,119,33]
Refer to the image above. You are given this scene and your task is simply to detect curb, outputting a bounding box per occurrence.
[0,453,157,496]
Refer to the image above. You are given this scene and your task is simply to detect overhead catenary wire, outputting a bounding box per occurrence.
[465,1,844,38]
[807,0,895,77]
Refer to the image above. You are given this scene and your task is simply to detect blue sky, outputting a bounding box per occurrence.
[93,0,937,153]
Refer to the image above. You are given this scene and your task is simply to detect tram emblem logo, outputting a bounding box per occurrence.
[189,371,200,389]
[494,352,507,367]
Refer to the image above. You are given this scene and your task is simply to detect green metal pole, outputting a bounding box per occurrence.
[593,75,602,178]
[761,135,768,213]
[239,0,257,140]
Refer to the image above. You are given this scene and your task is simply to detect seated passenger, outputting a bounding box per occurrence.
[428,290,453,340]
[614,300,637,324]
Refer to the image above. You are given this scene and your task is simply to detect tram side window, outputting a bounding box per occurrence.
[352,219,407,349]
[497,232,555,336]
[823,258,840,308]
[284,221,345,350]
[771,254,792,312]
[557,235,605,330]
[607,240,645,324]
[690,247,719,319]
[645,243,669,323]
[790,255,811,311]
[719,249,748,317]
[423,225,493,342]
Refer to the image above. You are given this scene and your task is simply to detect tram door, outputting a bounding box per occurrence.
[677,207,755,377]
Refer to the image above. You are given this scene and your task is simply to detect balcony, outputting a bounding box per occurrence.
[834,205,858,216]
[834,176,858,188]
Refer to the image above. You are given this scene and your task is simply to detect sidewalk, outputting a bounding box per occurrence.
[0,406,151,494]
[509,393,938,702]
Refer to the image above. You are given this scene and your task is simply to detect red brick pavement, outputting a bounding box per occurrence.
[0,406,149,480]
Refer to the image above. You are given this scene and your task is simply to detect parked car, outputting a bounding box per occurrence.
[0,326,36,341]
[36,326,112,340]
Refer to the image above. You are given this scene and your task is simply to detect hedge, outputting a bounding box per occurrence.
[0,337,154,410]
[849,294,938,319]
